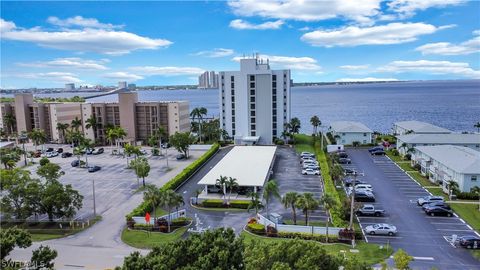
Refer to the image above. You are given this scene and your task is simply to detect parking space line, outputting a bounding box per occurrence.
[437,229,473,232]
[430,222,468,225]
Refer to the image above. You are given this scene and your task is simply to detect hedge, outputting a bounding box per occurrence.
[246,223,265,235]
[201,199,250,209]
[277,232,339,243]
[455,192,480,200]
[126,143,220,220]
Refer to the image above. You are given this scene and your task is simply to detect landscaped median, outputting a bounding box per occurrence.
[196,199,249,210]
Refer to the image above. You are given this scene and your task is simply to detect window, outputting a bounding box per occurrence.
[232,130,235,136]
[231,97,235,102]
[472,176,478,181]
[231,76,234,81]
[251,124,256,130]
[250,90,255,95]
[250,104,255,109]
[251,118,255,123]
[273,75,277,80]
[251,111,255,116]
[342,133,346,136]
[251,131,256,136]
[250,75,255,81]
[232,117,235,122]
[363,133,367,136]
[250,97,255,102]
[232,123,235,129]
[273,130,277,136]
[231,90,235,95]
[250,82,255,88]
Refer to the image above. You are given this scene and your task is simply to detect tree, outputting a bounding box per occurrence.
[132,157,150,187]
[247,192,264,215]
[320,193,338,243]
[85,115,98,141]
[0,227,32,260]
[80,138,95,167]
[37,180,83,222]
[0,149,20,169]
[56,123,69,143]
[475,122,480,133]
[471,186,480,211]
[282,192,299,225]
[0,169,40,220]
[118,228,243,270]
[66,130,84,147]
[169,132,195,158]
[70,117,82,132]
[216,175,228,204]
[30,245,58,270]
[37,163,64,182]
[29,129,47,150]
[190,107,207,143]
[288,118,301,144]
[310,115,320,136]
[263,179,280,217]
[158,189,184,232]
[296,193,319,225]
[143,185,162,224]
[3,113,16,135]
[393,249,413,270]
[124,143,135,167]
[447,180,459,197]
[226,177,238,205]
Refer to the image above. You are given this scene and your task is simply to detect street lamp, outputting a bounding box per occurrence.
[92,178,96,217]
[19,134,28,166]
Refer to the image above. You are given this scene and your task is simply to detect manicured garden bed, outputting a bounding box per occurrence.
[199,199,249,209]
[121,226,188,249]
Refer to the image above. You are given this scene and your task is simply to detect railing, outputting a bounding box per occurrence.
[132,209,186,225]
[257,214,341,236]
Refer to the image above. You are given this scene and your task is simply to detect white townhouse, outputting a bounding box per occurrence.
[396,133,480,155]
[328,121,373,145]
[392,120,452,135]
[412,145,480,193]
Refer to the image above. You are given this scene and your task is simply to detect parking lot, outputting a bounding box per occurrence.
[24,144,206,221]
[269,146,328,225]
[342,148,480,270]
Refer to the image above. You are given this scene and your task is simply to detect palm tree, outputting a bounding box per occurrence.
[80,138,95,167]
[470,186,480,211]
[289,117,301,140]
[281,130,290,142]
[190,107,204,142]
[115,127,127,150]
[247,192,264,215]
[447,180,459,197]
[282,192,300,225]
[144,185,162,224]
[124,143,135,167]
[73,146,83,165]
[226,177,239,205]
[475,122,480,133]
[71,117,82,132]
[106,127,117,149]
[320,193,338,243]
[296,193,319,226]
[310,115,320,136]
[132,157,150,187]
[3,113,16,135]
[56,123,69,143]
[263,179,280,217]
[215,175,228,204]
[28,129,47,150]
[85,116,98,141]
[159,189,184,232]
[154,126,167,153]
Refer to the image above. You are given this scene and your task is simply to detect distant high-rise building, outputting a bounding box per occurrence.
[128,83,136,90]
[118,81,128,89]
[65,83,75,90]
[219,56,291,145]
[198,71,218,89]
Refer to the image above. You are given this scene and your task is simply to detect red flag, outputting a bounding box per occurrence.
[145,212,151,224]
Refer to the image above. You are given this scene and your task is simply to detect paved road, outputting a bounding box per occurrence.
[344,148,480,270]
[9,146,207,270]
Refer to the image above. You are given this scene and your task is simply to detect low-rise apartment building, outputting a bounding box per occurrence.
[328,121,373,145]
[396,133,480,155]
[392,120,451,135]
[412,145,480,192]
[1,92,190,145]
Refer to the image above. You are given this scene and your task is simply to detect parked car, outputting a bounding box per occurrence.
[207,185,222,193]
[354,184,374,193]
[364,224,397,236]
[45,147,54,153]
[71,160,80,167]
[304,164,320,170]
[43,151,59,158]
[457,235,480,249]
[61,152,73,158]
[338,158,352,164]
[303,161,319,169]
[57,148,64,153]
[344,168,357,175]
[422,201,451,211]
[88,165,101,173]
[32,151,42,158]
[425,206,453,217]
[302,168,320,175]
[86,148,94,155]
[92,148,104,155]
[176,154,186,160]
[337,152,348,158]
[371,150,386,156]
[161,143,171,149]
[354,190,375,202]
[368,146,384,153]
[344,178,368,187]
[140,149,148,155]
[300,152,315,158]
[417,196,444,206]
[301,156,316,163]
[357,205,385,217]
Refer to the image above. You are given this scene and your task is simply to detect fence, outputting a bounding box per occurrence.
[257,214,341,236]
[132,209,186,225]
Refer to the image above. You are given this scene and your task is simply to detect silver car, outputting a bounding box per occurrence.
[364,223,397,236]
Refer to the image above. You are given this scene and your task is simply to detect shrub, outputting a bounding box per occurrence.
[229,200,250,209]
[171,217,190,226]
[404,153,412,160]
[277,232,339,243]
[413,164,421,171]
[266,225,278,237]
[152,148,160,156]
[274,138,285,145]
[247,223,265,235]
[39,157,50,166]
[202,199,224,208]
[391,149,399,156]
[352,141,360,147]
[133,224,153,231]
[455,192,480,200]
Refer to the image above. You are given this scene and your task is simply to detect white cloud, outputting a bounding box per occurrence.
[336,77,398,82]
[387,0,465,19]
[0,18,16,32]
[17,57,109,70]
[379,60,480,78]
[473,29,480,36]
[103,72,143,81]
[301,22,447,47]
[193,48,235,58]
[415,35,480,55]
[129,66,205,76]
[0,18,172,55]
[47,16,122,29]
[12,72,82,83]
[232,54,321,71]
[229,19,284,30]
[228,0,381,25]
[339,64,370,70]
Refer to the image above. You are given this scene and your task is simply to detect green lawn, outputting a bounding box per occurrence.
[30,233,69,241]
[450,204,480,231]
[121,227,188,249]
[284,219,327,227]
[397,162,414,172]
[293,134,316,154]
[386,150,403,162]
[406,171,437,188]
[242,232,392,266]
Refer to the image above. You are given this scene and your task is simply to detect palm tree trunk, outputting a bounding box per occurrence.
[292,206,297,225]
[326,210,330,243]
[305,210,308,225]
[167,207,171,232]
[153,204,157,225]
[142,176,145,187]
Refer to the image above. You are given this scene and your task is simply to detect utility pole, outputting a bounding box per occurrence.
[349,171,357,230]
[92,178,96,217]
[19,134,28,166]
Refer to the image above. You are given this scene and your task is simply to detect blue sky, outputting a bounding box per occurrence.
[1,0,479,88]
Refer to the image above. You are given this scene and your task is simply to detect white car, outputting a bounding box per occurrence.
[302,168,320,175]
[303,162,319,169]
[42,151,58,158]
[354,184,374,193]
[300,152,315,158]
[364,223,397,236]
[304,164,320,170]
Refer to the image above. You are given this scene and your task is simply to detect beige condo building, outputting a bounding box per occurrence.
[0,92,190,145]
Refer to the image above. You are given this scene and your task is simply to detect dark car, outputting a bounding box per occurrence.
[62,152,73,158]
[86,148,94,155]
[422,201,451,211]
[337,152,348,158]
[57,148,64,153]
[88,165,101,173]
[71,160,80,167]
[425,206,453,217]
[176,154,186,160]
[344,168,357,175]
[93,148,104,155]
[33,151,42,158]
[46,147,54,152]
[458,235,480,249]
[368,146,384,153]
[354,191,375,202]
[344,178,368,187]
[338,158,352,164]
[371,150,386,155]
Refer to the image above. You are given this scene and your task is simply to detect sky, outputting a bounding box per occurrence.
[0,0,479,88]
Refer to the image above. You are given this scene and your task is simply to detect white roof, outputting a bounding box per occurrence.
[394,121,451,134]
[397,133,480,145]
[329,121,372,133]
[198,146,276,187]
[415,145,480,174]
[0,141,14,149]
